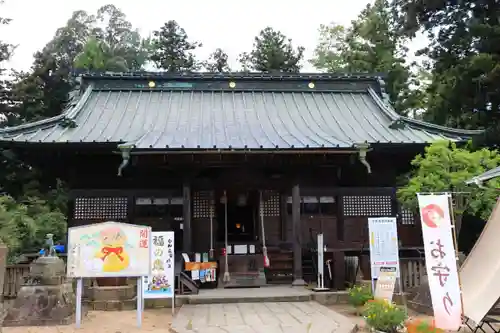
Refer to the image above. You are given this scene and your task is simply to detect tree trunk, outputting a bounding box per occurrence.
[454,213,463,244]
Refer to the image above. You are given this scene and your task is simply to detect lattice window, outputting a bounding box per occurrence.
[193,191,213,218]
[73,197,128,220]
[342,195,392,217]
[262,191,280,217]
[400,208,416,225]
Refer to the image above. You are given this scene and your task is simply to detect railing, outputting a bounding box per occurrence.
[3,264,30,298]
[400,257,426,290]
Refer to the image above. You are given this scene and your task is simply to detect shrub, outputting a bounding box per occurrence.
[348,284,373,308]
[363,300,407,333]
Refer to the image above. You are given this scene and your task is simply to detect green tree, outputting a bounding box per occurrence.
[11,5,151,124]
[395,0,500,139]
[397,141,500,239]
[239,27,304,72]
[0,195,66,261]
[203,48,231,72]
[9,10,96,124]
[0,1,17,124]
[74,37,129,71]
[91,4,152,71]
[150,20,202,72]
[310,0,424,115]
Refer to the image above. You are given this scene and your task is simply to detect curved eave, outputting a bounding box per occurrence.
[367,88,483,140]
[0,85,94,137]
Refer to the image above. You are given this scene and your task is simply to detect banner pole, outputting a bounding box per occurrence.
[447,193,465,326]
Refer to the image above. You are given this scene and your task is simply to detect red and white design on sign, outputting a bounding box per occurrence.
[417,194,462,331]
[139,228,149,249]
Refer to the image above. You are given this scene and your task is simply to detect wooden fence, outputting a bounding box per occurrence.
[3,264,30,298]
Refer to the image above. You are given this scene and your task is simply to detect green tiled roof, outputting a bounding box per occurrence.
[0,72,483,150]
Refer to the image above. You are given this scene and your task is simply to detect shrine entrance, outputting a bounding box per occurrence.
[216,189,259,244]
[212,172,268,288]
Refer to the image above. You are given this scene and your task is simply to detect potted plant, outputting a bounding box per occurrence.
[363,299,407,333]
[348,284,373,315]
[406,319,444,333]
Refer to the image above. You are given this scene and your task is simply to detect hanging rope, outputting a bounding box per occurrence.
[209,198,214,259]
[223,190,230,282]
[260,191,270,268]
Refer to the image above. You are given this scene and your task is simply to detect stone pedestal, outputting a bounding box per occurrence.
[3,256,80,326]
[85,284,136,311]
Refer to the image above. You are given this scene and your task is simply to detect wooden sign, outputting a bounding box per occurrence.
[185,262,217,271]
[374,266,397,302]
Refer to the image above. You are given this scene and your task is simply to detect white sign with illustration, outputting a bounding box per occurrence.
[143,231,175,299]
[67,221,152,278]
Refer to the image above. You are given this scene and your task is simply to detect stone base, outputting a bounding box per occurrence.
[87,284,136,301]
[3,282,80,327]
[84,284,136,311]
[312,291,350,305]
[291,278,307,286]
[84,298,136,311]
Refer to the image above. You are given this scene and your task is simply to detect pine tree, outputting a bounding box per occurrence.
[150,20,202,72]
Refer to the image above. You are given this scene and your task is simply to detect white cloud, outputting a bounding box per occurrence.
[2,0,427,72]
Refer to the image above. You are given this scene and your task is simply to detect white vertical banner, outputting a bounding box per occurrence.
[368,217,400,279]
[417,194,462,331]
[143,231,175,300]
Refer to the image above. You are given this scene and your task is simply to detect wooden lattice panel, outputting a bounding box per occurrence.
[193,191,213,218]
[400,208,415,225]
[342,195,392,217]
[73,197,128,220]
[262,191,280,217]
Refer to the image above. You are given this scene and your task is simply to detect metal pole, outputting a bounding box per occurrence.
[448,193,465,325]
[137,277,143,328]
[75,278,83,328]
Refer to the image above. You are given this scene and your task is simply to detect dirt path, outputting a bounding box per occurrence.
[3,309,173,333]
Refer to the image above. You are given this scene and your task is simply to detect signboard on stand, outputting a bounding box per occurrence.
[417,194,462,331]
[67,221,151,278]
[374,266,397,302]
[368,217,400,279]
[67,221,151,328]
[143,231,175,300]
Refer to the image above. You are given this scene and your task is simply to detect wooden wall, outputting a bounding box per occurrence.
[66,186,423,252]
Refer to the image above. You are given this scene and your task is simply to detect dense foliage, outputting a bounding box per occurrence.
[394,0,500,142]
[398,141,500,238]
[310,0,426,115]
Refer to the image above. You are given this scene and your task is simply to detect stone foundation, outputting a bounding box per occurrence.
[3,283,77,326]
[84,284,137,311]
[313,291,349,305]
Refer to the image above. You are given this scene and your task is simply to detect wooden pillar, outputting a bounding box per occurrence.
[183,183,192,253]
[292,184,306,286]
[332,251,346,290]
